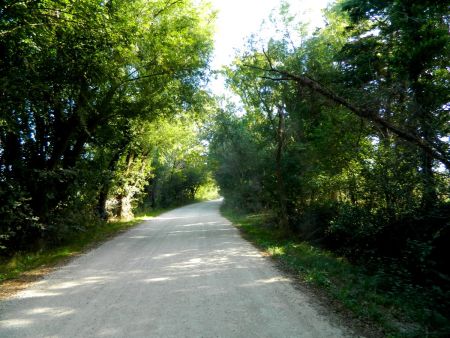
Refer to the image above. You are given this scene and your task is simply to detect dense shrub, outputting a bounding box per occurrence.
[0,182,42,253]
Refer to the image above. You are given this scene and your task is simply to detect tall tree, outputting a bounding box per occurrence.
[0,0,214,250]
[212,0,449,280]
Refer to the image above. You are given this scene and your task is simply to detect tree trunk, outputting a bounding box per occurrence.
[275,106,290,232]
[421,150,437,211]
[97,188,109,221]
[96,143,129,220]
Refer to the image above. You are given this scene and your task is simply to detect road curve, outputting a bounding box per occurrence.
[0,200,352,337]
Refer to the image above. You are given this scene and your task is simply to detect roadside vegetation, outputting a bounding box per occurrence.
[1,0,448,335]
[209,1,449,337]
[222,206,449,337]
[1,0,216,256]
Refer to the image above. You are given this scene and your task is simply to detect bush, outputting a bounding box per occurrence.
[327,203,450,287]
[0,182,44,254]
[291,202,339,244]
[326,203,385,261]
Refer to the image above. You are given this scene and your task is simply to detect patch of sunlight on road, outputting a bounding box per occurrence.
[152,253,179,260]
[156,215,199,220]
[258,277,291,284]
[168,256,230,271]
[48,276,112,290]
[168,228,233,235]
[143,277,175,283]
[151,250,198,261]
[177,221,220,227]
[216,248,262,258]
[19,290,61,299]
[26,307,75,317]
[240,276,292,288]
[0,319,33,328]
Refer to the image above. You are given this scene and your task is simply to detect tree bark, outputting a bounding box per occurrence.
[96,143,129,220]
[275,106,290,232]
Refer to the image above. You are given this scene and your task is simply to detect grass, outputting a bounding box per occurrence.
[0,207,171,284]
[221,206,449,338]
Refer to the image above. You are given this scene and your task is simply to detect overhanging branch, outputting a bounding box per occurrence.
[244,57,450,169]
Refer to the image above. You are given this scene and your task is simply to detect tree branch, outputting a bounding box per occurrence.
[153,0,184,19]
[119,70,172,87]
[245,57,450,169]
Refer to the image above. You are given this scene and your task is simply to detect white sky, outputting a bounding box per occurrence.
[210,0,331,68]
[207,0,332,96]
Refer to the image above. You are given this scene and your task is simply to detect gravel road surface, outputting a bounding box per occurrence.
[0,200,352,337]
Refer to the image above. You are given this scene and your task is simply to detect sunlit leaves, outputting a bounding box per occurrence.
[0,0,215,249]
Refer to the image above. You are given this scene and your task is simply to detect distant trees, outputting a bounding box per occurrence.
[210,0,449,292]
[0,0,214,252]
[139,114,212,211]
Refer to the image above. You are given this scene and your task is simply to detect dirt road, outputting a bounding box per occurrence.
[0,200,352,337]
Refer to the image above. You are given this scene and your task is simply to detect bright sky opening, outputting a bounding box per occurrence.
[208,0,332,96]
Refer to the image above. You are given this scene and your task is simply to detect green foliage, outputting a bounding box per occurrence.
[136,116,212,210]
[0,0,215,252]
[208,106,268,212]
[195,176,220,200]
[0,182,42,252]
[210,1,449,335]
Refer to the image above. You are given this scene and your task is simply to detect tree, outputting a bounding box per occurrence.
[0,0,214,251]
[212,0,449,289]
[140,115,211,210]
